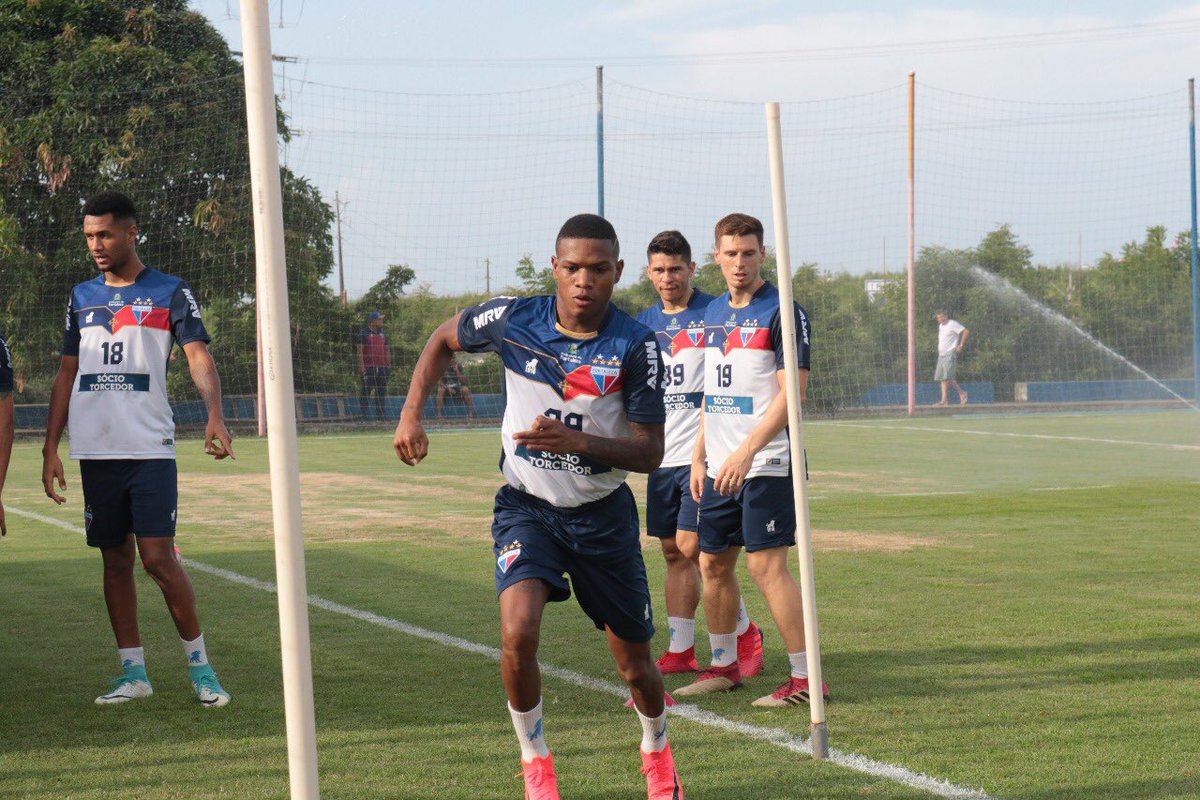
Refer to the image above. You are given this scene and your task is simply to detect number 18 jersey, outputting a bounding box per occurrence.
[62,268,210,460]
[636,290,714,467]
[702,281,810,480]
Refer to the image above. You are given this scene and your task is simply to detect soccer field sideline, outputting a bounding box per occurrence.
[7,503,996,800]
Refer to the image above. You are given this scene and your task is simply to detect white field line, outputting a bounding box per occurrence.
[824,421,1200,451]
[9,504,996,800]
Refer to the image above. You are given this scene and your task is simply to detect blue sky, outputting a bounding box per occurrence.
[187,2,1200,296]
[194,1,1198,100]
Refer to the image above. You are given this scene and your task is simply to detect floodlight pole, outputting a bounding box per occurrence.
[906,72,916,416]
[765,102,828,759]
[1188,78,1199,404]
[596,65,605,217]
[239,1,320,798]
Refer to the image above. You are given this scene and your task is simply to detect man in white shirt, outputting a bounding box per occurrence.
[934,310,970,406]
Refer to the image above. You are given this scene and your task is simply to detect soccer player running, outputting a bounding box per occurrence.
[0,334,13,537]
[674,213,830,707]
[42,191,234,707]
[394,214,684,800]
[635,231,764,678]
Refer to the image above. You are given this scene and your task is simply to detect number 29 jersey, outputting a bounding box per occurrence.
[457,295,665,508]
[702,281,810,480]
[636,290,714,468]
[62,268,210,460]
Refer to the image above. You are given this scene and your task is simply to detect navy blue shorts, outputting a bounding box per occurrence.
[697,474,795,554]
[79,459,178,548]
[645,465,700,538]
[491,483,655,643]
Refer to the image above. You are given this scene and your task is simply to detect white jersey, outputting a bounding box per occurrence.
[457,295,665,508]
[938,319,966,355]
[63,268,210,459]
[702,282,810,480]
[636,290,714,467]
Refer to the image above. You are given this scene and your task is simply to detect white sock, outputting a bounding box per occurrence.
[118,646,145,670]
[638,708,668,753]
[182,633,209,667]
[734,598,750,636]
[667,616,695,652]
[710,632,737,668]
[509,699,550,760]
[789,651,808,678]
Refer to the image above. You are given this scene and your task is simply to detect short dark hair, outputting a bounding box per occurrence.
[714,213,763,248]
[646,229,691,263]
[82,191,137,223]
[556,213,619,258]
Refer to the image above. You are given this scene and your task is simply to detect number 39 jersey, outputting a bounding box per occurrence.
[636,290,714,467]
[702,281,810,480]
[62,268,210,460]
[457,295,665,508]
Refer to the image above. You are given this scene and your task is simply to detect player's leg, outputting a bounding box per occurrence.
[646,466,700,672]
[565,484,683,799]
[492,486,571,799]
[608,631,684,800]
[676,476,745,695]
[739,476,830,707]
[435,382,447,417]
[461,386,475,417]
[81,460,153,704]
[132,460,229,707]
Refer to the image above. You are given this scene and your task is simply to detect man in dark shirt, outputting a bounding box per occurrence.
[357,311,391,420]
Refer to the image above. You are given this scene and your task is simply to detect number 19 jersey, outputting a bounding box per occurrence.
[62,268,210,460]
[457,295,665,508]
[702,281,810,480]
[636,290,714,467]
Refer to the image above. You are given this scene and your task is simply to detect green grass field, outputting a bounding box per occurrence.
[1,410,1198,799]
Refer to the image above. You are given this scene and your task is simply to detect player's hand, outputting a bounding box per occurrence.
[394,412,428,466]
[713,445,753,496]
[42,452,67,504]
[512,415,581,455]
[689,460,706,503]
[205,419,236,460]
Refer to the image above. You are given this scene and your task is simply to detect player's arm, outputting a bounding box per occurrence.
[356,340,366,375]
[514,417,664,474]
[42,355,78,504]
[394,314,463,466]
[0,390,12,536]
[182,340,235,460]
[957,327,969,352]
[712,367,808,496]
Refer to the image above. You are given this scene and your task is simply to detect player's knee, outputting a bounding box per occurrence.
[616,652,656,687]
[500,620,541,659]
[746,549,791,584]
[699,553,735,582]
[675,534,700,562]
[139,550,179,580]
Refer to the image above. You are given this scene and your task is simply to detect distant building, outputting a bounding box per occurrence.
[865,278,893,303]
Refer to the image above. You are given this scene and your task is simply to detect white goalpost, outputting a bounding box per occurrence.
[765,101,829,759]
[238,1,320,797]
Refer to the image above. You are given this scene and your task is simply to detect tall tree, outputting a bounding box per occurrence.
[0,0,339,399]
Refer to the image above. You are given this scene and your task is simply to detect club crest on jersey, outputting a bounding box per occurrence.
[497,541,523,574]
[723,323,771,354]
[131,299,155,324]
[562,355,624,399]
